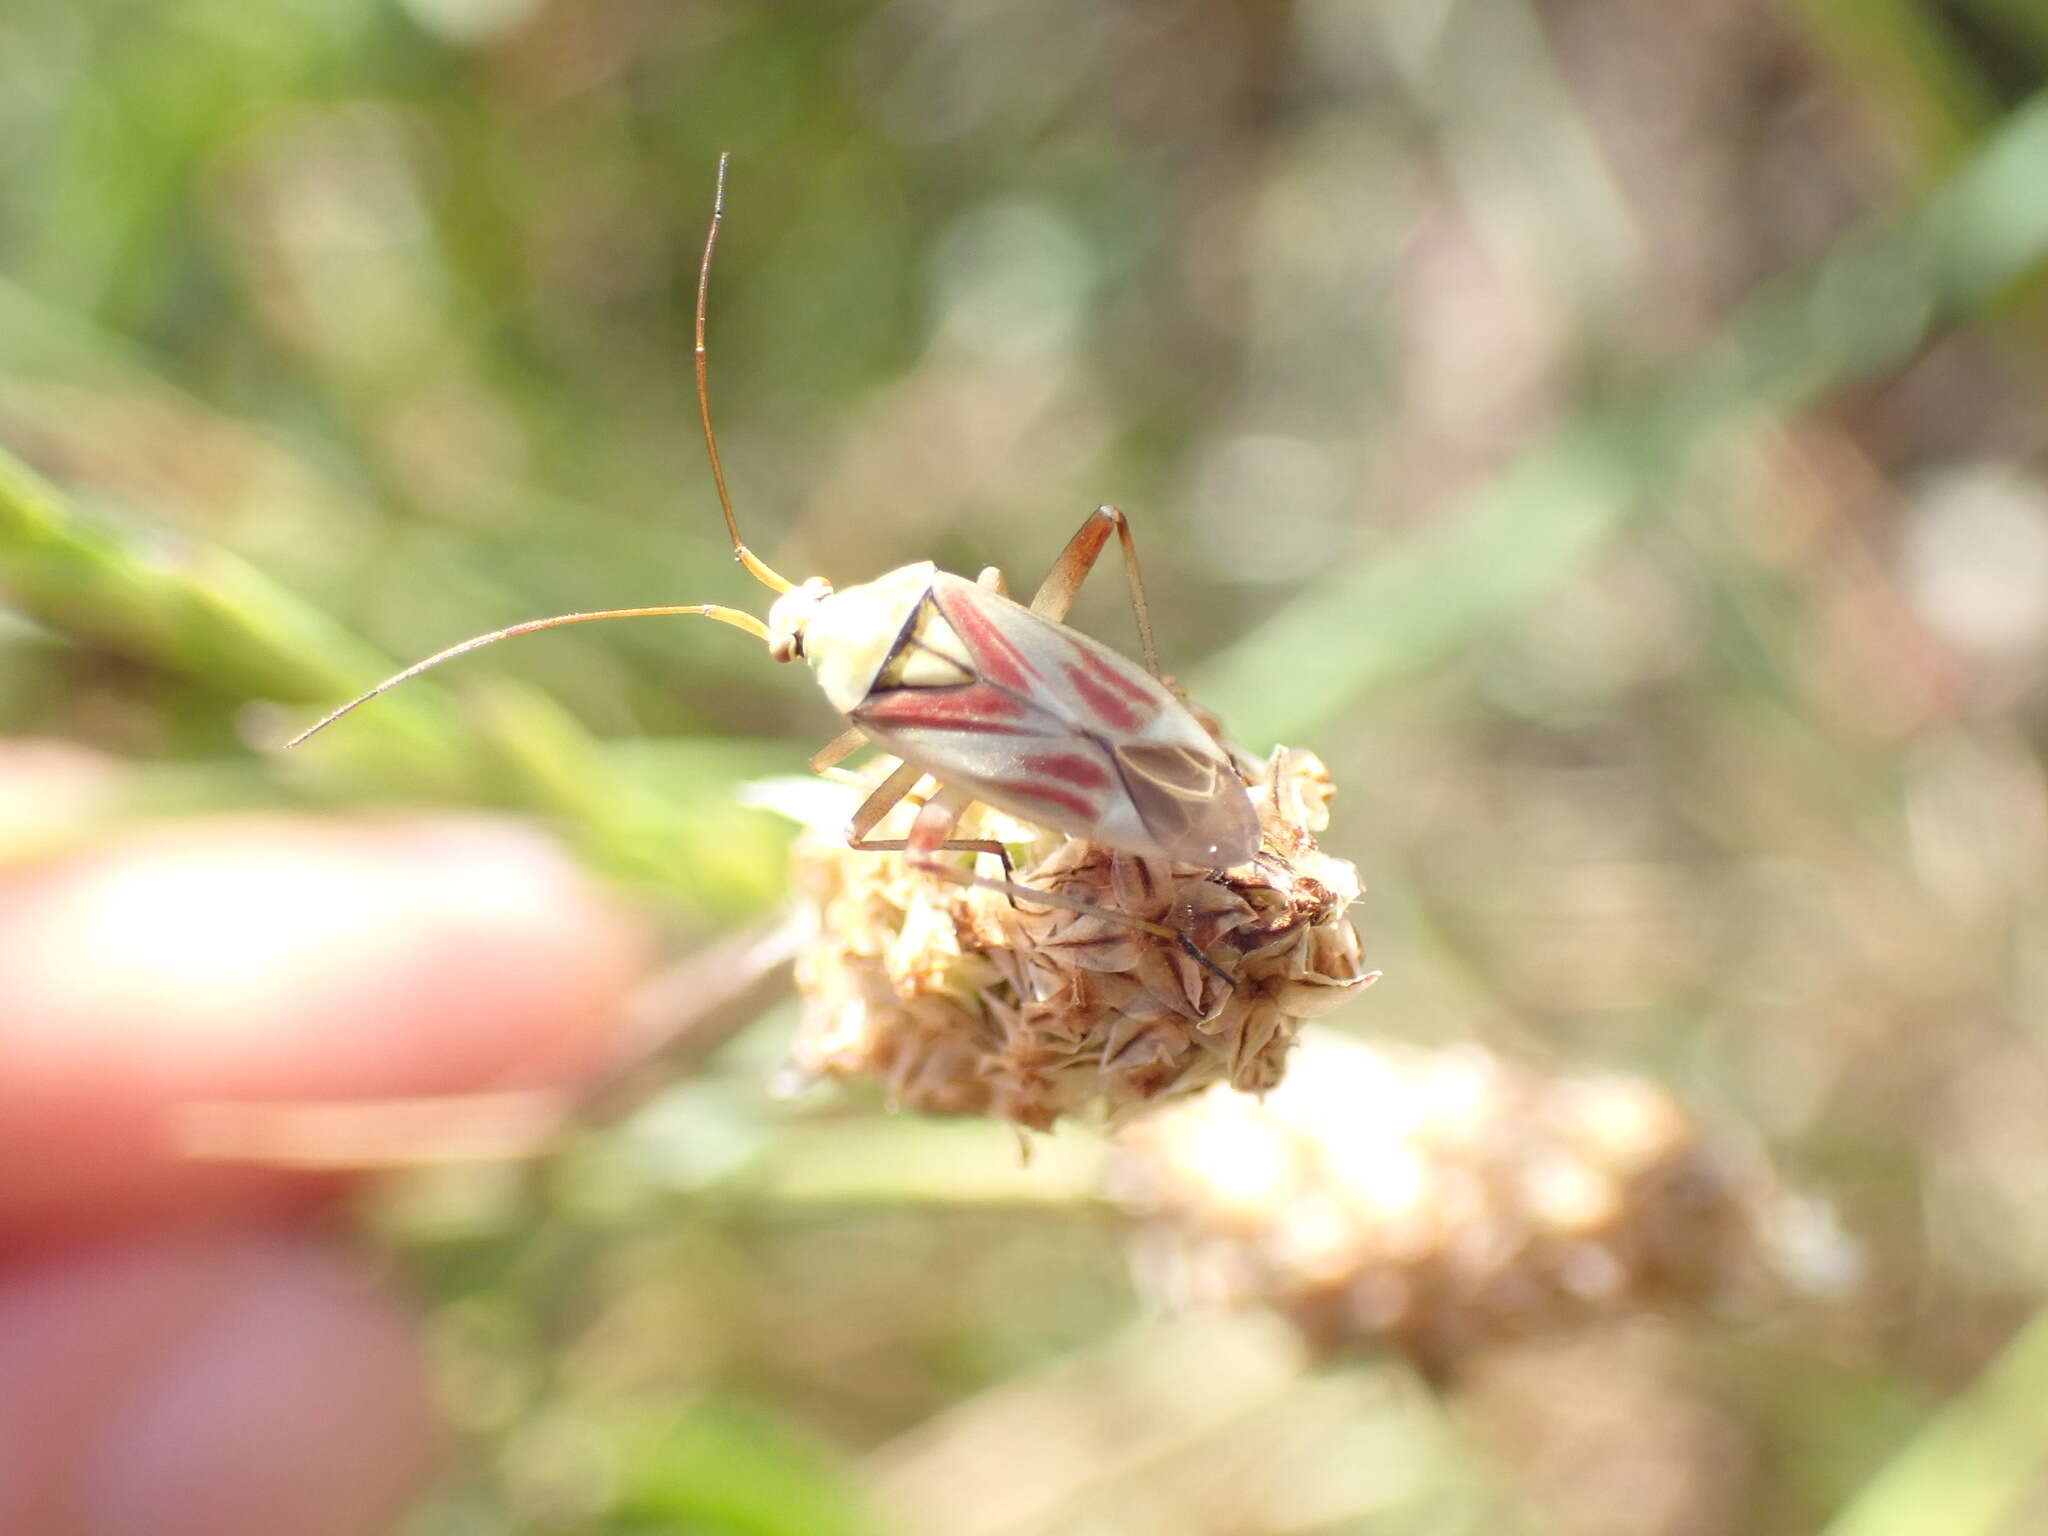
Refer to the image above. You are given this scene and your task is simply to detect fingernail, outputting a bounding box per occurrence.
[83,1234,442,1536]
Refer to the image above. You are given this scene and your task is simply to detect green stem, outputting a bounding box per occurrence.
[1820,1308,2048,1536]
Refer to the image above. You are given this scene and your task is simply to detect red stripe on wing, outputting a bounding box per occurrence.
[1061,662,1143,733]
[858,683,1034,734]
[1021,752,1111,790]
[934,587,1042,692]
[1073,644,1157,708]
[994,779,1100,821]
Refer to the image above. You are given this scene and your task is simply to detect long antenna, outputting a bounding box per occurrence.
[284,156,791,750]
[283,604,769,748]
[697,153,793,595]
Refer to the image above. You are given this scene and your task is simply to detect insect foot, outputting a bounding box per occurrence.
[778,746,1375,1131]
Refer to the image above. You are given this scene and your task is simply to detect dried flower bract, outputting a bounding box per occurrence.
[776,747,1375,1130]
[1110,1030,1862,1380]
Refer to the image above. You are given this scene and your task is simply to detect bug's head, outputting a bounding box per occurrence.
[765,577,834,663]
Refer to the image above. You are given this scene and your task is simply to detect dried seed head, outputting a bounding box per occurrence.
[1108,1030,1861,1380]
[774,748,1376,1130]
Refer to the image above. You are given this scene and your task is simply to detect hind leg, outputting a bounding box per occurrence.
[1028,505,1161,679]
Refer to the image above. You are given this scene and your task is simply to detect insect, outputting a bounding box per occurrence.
[288,156,1262,966]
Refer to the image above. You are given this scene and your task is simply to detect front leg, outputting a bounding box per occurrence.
[845,764,1012,878]
[810,725,868,774]
[885,789,1235,989]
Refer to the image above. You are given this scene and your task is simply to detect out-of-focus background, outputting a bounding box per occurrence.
[6,1,2048,1532]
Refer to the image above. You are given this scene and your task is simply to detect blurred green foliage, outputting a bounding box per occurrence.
[10,0,2048,1532]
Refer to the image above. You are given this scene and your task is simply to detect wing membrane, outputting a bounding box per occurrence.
[1116,742,1263,867]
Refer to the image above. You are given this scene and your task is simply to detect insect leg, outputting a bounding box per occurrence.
[847,759,929,840]
[889,790,1235,990]
[847,770,1014,880]
[810,726,868,774]
[1027,505,1161,679]
[850,834,1016,877]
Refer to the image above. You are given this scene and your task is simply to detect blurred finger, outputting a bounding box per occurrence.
[0,1230,442,1536]
[0,816,644,1238]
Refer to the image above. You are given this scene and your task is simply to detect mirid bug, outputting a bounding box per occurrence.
[288,156,1261,966]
